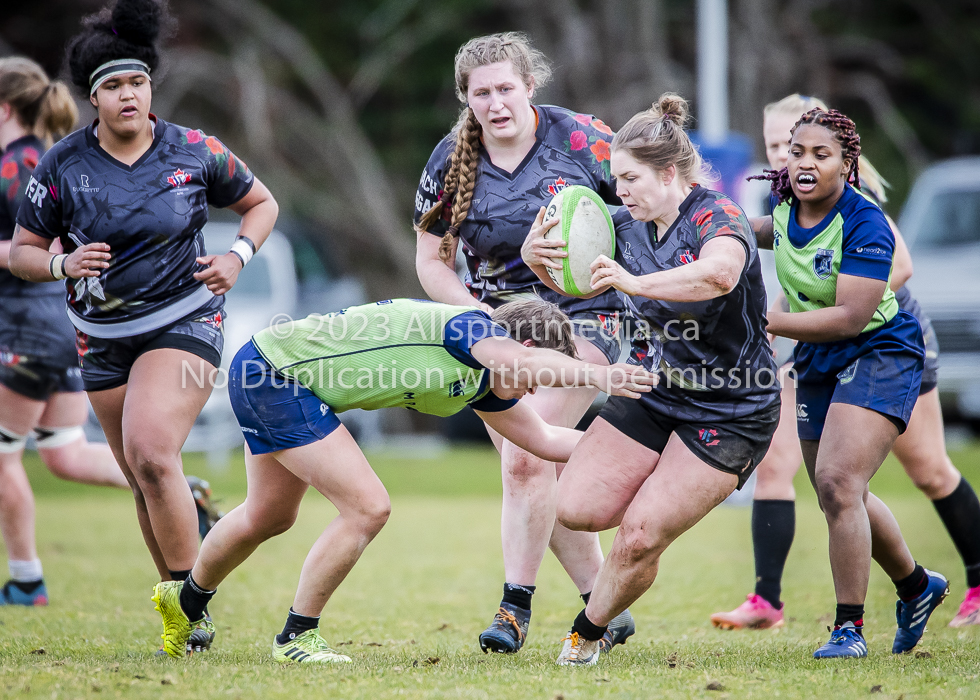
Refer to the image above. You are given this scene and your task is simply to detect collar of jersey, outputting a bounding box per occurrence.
[786,184,855,249]
[652,183,705,247]
[86,113,165,172]
[480,105,546,181]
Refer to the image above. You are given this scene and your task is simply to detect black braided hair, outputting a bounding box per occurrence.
[66,0,175,95]
[749,108,862,204]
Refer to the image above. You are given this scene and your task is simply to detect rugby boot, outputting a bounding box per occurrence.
[813,621,867,659]
[893,569,948,654]
[479,603,530,653]
[556,631,599,666]
[710,593,784,630]
[598,609,636,652]
[949,585,980,628]
[272,629,351,664]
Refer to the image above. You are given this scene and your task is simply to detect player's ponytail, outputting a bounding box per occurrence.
[0,57,78,147]
[612,92,714,186]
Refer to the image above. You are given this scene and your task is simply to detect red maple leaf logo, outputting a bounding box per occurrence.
[167,169,191,188]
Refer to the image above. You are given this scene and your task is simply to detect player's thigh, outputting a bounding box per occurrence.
[36,391,89,428]
[557,416,660,530]
[275,425,390,522]
[0,382,46,436]
[891,388,956,481]
[617,432,737,552]
[240,445,309,533]
[122,348,214,455]
[754,375,803,494]
[815,403,899,496]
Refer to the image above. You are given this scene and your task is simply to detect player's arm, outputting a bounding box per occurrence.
[767,274,887,343]
[589,235,745,302]
[9,224,109,282]
[890,221,912,291]
[469,335,657,398]
[415,229,493,312]
[475,401,583,463]
[194,177,278,296]
[750,216,775,250]
[521,206,605,299]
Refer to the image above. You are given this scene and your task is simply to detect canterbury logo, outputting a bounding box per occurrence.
[796,403,808,419]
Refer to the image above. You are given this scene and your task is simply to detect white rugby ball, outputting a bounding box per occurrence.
[542,185,615,296]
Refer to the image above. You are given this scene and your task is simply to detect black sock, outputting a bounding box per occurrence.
[834,603,864,627]
[581,591,591,605]
[894,563,928,602]
[9,579,43,594]
[501,583,535,611]
[752,500,795,609]
[276,608,320,645]
[169,569,192,582]
[179,574,216,622]
[571,608,607,641]
[932,477,980,589]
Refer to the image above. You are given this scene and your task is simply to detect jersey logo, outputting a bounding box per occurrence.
[622,241,635,262]
[449,380,465,398]
[837,360,859,385]
[678,249,697,265]
[547,177,568,197]
[773,230,781,249]
[697,428,720,446]
[813,248,834,279]
[167,168,191,188]
[796,403,808,420]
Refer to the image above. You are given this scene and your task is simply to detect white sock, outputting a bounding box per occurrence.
[9,559,43,582]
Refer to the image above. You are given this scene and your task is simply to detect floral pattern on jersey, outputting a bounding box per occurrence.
[181,129,251,186]
[692,195,751,241]
[561,112,614,179]
[0,158,20,203]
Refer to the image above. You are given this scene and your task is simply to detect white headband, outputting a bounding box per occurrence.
[89,58,151,95]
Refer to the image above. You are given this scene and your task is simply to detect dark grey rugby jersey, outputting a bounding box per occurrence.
[17,116,253,338]
[615,186,779,421]
[414,105,623,317]
[0,135,76,363]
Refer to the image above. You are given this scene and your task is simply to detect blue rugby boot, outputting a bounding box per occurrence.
[893,569,949,654]
[479,603,530,653]
[0,579,48,606]
[813,621,867,659]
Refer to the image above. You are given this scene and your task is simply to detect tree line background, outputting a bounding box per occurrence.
[3,0,978,297]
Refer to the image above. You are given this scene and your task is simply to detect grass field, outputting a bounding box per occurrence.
[3,442,980,699]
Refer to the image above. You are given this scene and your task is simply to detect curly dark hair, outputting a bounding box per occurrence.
[750,108,862,204]
[66,0,175,95]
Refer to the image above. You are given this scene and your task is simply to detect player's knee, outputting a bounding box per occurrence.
[906,460,959,500]
[356,494,391,536]
[503,450,548,485]
[123,442,176,490]
[556,499,602,532]
[617,521,665,563]
[814,470,860,519]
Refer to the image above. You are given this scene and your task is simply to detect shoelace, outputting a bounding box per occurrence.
[562,632,584,660]
[494,607,525,641]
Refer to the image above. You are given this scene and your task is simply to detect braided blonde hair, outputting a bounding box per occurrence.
[415,32,552,263]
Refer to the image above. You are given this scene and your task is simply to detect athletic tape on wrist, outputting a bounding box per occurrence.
[50,254,68,280]
[229,239,253,267]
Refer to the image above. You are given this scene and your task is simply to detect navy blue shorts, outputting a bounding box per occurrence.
[229,340,342,455]
[793,310,924,441]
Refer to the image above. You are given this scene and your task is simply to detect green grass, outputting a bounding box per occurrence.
[3,443,980,698]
